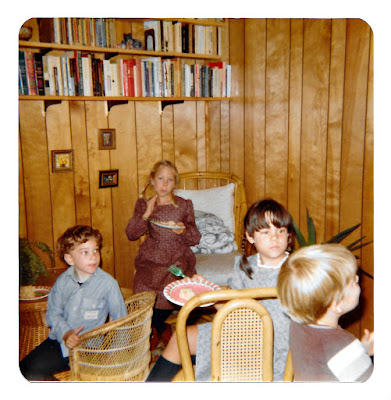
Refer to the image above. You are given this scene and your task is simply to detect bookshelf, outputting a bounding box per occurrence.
[18,18,231,101]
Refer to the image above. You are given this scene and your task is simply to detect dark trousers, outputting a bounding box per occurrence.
[152,308,173,335]
[20,338,70,381]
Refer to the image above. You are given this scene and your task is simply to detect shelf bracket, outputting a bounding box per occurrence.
[107,100,128,111]
[44,99,62,111]
[160,100,184,114]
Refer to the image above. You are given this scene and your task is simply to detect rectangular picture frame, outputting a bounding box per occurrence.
[99,169,119,188]
[98,128,116,150]
[51,149,74,172]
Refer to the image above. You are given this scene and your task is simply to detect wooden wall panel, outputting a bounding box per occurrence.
[46,101,76,266]
[70,101,91,227]
[287,19,303,222]
[325,19,346,240]
[173,101,198,179]
[244,19,266,205]
[109,101,138,289]
[229,19,245,182]
[19,101,53,249]
[299,19,331,242]
[265,19,290,206]
[19,133,27,238]
[135,102,162,195]
[85,101,114,275]
[340,19,371,246]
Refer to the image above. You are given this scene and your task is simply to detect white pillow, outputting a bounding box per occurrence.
[175,183,235,234]
[191,211,236,254]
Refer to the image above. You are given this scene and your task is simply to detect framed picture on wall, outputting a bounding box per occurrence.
[98,129,116,150]
[51,149,74,172]
[99,169,119,188]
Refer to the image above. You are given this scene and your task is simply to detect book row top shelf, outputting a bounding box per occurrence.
[19,40,222,61]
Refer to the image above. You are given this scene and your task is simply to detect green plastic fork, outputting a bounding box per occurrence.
[168,264,187,279]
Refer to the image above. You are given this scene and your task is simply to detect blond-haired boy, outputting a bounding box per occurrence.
[277,243,373,381]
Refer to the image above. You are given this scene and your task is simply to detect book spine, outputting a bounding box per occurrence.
[25,51,37,95]
[33,53,45,95]
[18,51,28,95]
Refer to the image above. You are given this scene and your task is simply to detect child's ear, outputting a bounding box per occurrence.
[330,298,344,315]
[64,253,74,266]
[245,231,255,244]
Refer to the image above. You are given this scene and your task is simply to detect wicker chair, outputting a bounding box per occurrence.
[56,291,156,381]
[175,287,294,382]
[19,287,136,364]
[19,299,50,361]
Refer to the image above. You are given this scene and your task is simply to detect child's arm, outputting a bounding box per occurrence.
[46,282,74,345]
[177,199,201,245]
[361,329,374,356]
[125,198,149,240]
[63,326,84,349]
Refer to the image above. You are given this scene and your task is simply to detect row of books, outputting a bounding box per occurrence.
[37,18,223,55]
[19,50,231,98]
[143,20,222,55]
[39,18,117,48]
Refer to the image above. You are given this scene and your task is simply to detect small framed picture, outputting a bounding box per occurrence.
[99,169,119,188]
[51,149,74,172]
[98,129,116,150]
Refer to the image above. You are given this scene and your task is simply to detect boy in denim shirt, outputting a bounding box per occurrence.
[20,225,127,381]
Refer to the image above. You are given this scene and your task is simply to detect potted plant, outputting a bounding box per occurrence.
[291,210,373,279]
[19,237,54,287]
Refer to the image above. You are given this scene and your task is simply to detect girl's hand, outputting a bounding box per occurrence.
[173,221,186,235]
[63,325,84,350]
[190,273,207,281]
[361,329,374,356]
[142,195,157,220]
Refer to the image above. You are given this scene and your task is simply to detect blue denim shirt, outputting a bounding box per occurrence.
[46,266,127,357]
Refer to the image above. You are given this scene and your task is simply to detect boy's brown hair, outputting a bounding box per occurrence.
[57,225,102,260]
[277,243,357,324]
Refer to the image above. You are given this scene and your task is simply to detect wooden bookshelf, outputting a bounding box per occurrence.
[19,18,230,100]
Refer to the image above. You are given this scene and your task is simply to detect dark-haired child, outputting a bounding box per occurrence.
[147,198,292,381]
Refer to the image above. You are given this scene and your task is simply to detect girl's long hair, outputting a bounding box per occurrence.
[139,159,180,207]
[240,198,293,279]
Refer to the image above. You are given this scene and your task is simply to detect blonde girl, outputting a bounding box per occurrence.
[125,160,201,345]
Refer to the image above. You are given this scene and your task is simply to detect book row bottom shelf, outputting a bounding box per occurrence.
[19,50,231,99]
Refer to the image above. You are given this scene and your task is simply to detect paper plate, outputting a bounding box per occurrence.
[19,285,51,301]
[164,278,220,307]
[150,219,183,229]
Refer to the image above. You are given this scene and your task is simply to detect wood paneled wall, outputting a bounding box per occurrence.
[19,18,373,335]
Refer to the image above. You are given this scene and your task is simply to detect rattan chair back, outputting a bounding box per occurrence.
[175,287,293,382]
[69,291,156,381]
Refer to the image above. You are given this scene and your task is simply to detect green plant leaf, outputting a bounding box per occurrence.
[306,209,316,245]
[349,241,373,252]
[291,216,308,247]
[326,224,361,244]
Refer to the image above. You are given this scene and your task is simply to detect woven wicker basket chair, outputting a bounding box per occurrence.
[175,287,294,382]
[19,299,50,361]
[61,291,156,381]
[19,287,135,364]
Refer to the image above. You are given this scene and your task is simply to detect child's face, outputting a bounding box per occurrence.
[246,220,289,266]
[151,166,176,199]
[64,239,100,281]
